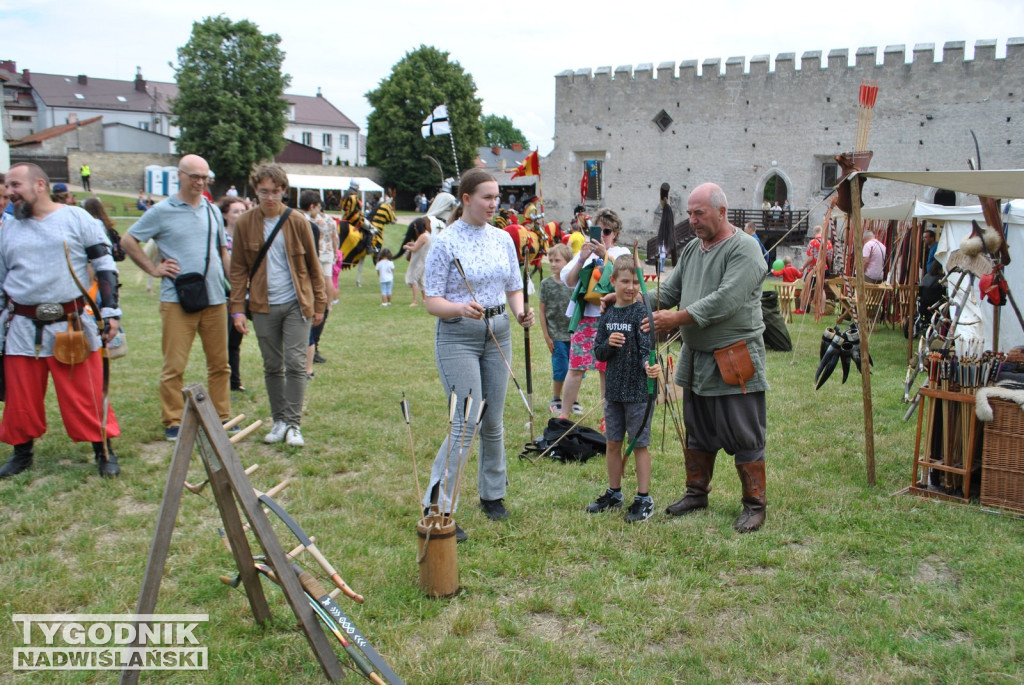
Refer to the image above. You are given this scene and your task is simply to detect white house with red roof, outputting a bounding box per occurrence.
[9,61,360,165]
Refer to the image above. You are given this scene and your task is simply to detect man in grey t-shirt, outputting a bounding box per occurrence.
[122,154,231,440]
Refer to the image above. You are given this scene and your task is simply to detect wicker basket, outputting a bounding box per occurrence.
[980,398,1024,512]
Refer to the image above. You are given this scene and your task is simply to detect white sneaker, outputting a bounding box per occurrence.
[285,425,305,447]
[264,421,288,444]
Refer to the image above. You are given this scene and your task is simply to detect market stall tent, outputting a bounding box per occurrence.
[847,168,1024,352]
[286,174,384,209]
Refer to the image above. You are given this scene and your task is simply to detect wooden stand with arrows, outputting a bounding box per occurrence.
[119,384,345,684]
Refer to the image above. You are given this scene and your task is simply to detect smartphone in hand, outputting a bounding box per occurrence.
[589,224,602,242]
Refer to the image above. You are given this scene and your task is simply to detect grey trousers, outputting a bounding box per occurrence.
[422,314,511,514]
[251,300,311,426]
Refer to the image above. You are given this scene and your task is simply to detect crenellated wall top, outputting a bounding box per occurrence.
[555,38,1023,83]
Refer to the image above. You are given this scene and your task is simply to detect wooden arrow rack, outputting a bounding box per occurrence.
[119,384,344,684]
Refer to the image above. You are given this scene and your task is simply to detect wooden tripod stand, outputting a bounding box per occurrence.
[119,384,345,684]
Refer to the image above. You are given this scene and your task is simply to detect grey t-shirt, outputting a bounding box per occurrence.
[127,195,227,305]
[264,217,297,305]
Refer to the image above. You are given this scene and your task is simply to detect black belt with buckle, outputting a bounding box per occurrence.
[483,304,506,318]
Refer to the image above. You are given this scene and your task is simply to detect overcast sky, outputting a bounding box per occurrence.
[3,0,1021,156]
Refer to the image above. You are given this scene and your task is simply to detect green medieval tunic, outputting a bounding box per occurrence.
[654,228,770,396]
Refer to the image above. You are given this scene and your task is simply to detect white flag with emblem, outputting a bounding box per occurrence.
[421,104,451,138]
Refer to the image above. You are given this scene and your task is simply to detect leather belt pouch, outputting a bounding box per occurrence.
[713,340,755,393]
[53,314,90,366]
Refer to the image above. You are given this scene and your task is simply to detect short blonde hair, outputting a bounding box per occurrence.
[547,243,572,262]
[612,254,638,280]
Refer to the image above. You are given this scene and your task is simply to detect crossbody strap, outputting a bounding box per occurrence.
[249,208,292,279]
[200,201,213,278]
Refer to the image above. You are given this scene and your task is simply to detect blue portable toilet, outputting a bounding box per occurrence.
[163,166,180,196]
[145,165,164,195]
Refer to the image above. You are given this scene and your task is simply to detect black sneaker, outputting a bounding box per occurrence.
[625,496,654,523]
[480,498,509,521]
[313,352,327,364]
[586,489,623,513]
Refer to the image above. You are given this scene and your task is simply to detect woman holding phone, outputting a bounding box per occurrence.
[559,208,630,428]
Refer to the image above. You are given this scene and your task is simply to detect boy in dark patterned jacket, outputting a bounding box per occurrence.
[587,255,661,522]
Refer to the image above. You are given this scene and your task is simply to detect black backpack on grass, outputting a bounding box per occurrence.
[539,418,606,463]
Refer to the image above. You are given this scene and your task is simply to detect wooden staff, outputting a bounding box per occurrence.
[850,176,876,485]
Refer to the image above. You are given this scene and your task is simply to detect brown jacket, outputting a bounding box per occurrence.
[229,207,326,318]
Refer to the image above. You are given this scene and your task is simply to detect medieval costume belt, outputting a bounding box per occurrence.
[11,298,86,322]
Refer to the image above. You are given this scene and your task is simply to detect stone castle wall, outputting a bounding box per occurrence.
[546,38,1024,247]
[67,150,179,192]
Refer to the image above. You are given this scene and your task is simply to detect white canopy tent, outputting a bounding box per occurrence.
[286,174,384,209]
[846,168,1024,352]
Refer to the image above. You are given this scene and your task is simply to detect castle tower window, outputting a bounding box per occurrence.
[583,159,602,201]
[653,110,673,132]
[821,162,839,190]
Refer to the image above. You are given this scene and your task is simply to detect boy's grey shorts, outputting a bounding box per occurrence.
[603,399,652,447]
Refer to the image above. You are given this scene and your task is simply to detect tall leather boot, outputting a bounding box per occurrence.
[92,440,120,478]
[0,441,34,478]
[665,449,716,516]
[734,461,766,533]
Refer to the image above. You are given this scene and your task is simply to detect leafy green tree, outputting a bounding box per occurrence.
[171,15,290,194]
[482,115,528,149]
[366,45,484,191]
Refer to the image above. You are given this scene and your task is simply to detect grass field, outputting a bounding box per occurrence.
[1,220,1022,684]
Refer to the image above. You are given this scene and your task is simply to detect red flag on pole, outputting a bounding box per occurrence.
[510,150,540,179]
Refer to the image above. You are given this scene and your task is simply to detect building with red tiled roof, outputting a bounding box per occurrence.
[8,115,104,160]
[284,90,360,166]
[5,60,362,166]
[29,68,175,137]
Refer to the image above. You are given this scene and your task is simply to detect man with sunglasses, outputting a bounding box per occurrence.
[122,154,232,441]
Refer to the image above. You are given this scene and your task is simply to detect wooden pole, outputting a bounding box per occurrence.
[849,176,877,485]
[906,218,922,364]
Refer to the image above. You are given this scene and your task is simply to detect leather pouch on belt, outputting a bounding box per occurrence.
[713,340,755,393]
[53,314,90,366]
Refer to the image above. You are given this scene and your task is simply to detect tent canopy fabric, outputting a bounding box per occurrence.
[287,174,383,194]
[850,169,1024,200]
[853,199,1024,223]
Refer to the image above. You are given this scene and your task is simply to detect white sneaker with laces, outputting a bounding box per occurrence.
[264,420,288,444]
[285,425,305,447]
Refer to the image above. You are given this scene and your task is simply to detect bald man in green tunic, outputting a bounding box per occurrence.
[650,182,770,533]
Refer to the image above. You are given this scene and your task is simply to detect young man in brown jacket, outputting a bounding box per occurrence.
[229,165,326,447]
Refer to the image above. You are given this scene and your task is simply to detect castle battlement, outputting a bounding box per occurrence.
[555,38,1024,83]
[546,37,1024,249]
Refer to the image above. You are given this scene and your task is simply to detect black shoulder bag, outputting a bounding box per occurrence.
[173,205,214,313]
[244,208,292,319]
